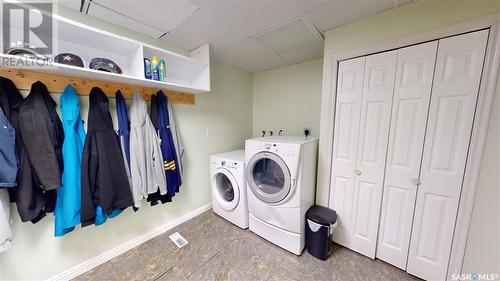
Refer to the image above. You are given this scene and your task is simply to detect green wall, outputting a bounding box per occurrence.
[252,59,323,138]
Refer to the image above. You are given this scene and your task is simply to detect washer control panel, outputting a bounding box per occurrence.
[214,159,239,170]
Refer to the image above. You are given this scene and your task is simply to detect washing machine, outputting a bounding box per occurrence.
[245,136,318,255]
[210,150,248,229]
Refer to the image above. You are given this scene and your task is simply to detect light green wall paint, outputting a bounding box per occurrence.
[321,0,500,274]
[462,80,500,275]
[0,10,253,280]
[252,59,323,138]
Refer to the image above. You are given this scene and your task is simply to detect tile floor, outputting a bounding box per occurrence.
[73,210,420,281]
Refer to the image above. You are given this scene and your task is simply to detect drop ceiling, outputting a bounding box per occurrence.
[61,0,414,73]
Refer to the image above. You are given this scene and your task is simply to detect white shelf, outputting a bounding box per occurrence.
[1,14,210,94]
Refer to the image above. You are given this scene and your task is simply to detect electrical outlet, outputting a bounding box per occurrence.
[304,127,312,137]
[205,128,212,137]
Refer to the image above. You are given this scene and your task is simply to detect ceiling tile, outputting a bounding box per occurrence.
[94,0,199,32]
[295,0,331,13]
[214,39,288,73]
[216,38,275,58]
[305,0,394,32]
[59,0,89,11]
[254,17,323,53]
[206,1,304,38]
[162,7,247,51]
[278,41,324,64]
[87,2,164,38]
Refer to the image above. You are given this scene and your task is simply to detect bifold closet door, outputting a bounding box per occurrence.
[406,30,489,280]
[376,41,438,269]
[330,57,365,248]
[349,50,397,258]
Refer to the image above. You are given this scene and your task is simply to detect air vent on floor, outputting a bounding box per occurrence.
[169,232,188,248]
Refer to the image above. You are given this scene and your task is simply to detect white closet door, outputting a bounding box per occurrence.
[407,30,489,281]
[330,57,365,248]
[376,41,438,269]
[350,50,397,258]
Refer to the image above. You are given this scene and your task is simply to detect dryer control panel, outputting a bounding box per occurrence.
[261,142,299,158]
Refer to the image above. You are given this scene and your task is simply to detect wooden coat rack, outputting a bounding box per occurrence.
[0,68,195,105]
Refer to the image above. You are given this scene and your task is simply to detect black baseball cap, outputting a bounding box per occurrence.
[54,53,84,67]
[5,42,47,60]
[89,58,123,74]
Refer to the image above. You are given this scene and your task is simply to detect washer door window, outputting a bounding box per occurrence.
[246,152,291,203]
[212,168,240,211]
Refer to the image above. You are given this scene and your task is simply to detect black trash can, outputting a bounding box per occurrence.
[305,205,337,261]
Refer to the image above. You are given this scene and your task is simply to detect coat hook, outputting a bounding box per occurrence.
[15,70,24,78]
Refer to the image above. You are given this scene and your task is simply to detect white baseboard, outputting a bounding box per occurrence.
[48,203,212,281]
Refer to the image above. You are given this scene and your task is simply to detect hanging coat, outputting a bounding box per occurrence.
[0,77,24,203]
[0,106,17,188]
[54,85,86,236]
[166,95,184,187]
[115,90,133,207]
[17,81,63,223]
[150,94,158,129]
[116,90,131,168]
[81,87,133,227]
[129,93,167,208]
[0,189,12,253]
[156,91,182,198]
[147,94,167,205]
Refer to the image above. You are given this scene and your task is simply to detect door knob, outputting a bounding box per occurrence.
[355,170,362,176]
[411,178,421,185]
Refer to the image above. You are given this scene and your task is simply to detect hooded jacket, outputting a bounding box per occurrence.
[17,81,63,223]
[129,93,166,207]
[0,106,17,187]
[54,85,86,236]
[156,91,182,198]
[81,87,133,227]
[0,77,24,203]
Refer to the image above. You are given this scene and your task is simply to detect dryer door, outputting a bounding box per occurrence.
[246,152,292,203]
[212,168,240,211]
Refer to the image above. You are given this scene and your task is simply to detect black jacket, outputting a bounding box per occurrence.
[17,81,64,223]
[81,87,133,227]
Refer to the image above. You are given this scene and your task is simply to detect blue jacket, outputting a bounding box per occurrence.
[0,106,17,188]
[156,92,181,198]
[116,91,130,167]
[55,85,86,236]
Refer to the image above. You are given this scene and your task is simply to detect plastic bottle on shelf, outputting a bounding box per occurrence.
[151,55,159,81]
[143,58,152,79]
[159,59,166,82]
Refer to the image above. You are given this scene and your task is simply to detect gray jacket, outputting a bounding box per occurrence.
[0,189,12,253]
[129,93,167,207]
